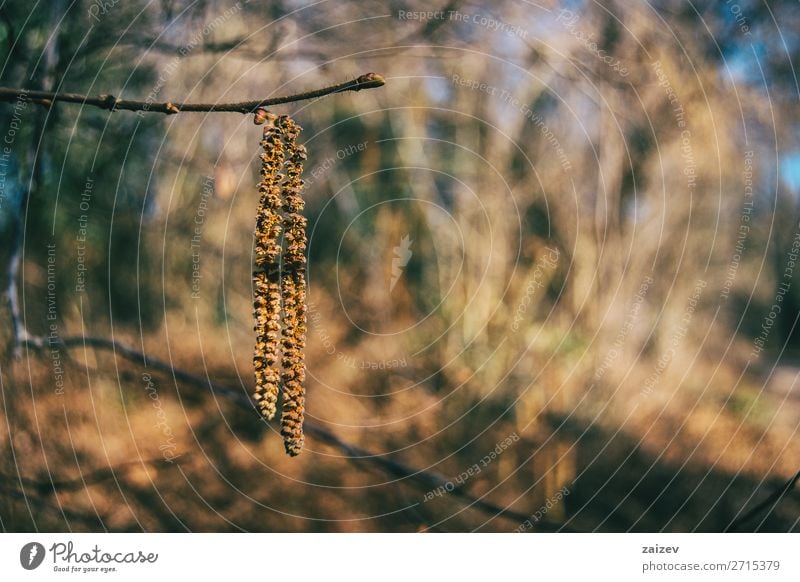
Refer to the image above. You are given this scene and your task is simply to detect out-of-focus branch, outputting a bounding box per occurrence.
[5,2,60,358]
[0,73,385,115]
[0,483,107,528]
[727,470,800,531]
[6,211,28,356]
[0,458,177,496]
[23,334,563,531]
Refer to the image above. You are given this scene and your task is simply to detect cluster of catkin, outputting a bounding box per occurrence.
[252,112,308,456]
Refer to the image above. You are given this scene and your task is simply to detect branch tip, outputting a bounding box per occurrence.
[355,72,386,90]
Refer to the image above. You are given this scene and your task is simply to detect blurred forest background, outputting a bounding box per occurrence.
[1,0,799,532]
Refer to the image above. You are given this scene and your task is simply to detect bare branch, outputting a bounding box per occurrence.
[0,73,385,115]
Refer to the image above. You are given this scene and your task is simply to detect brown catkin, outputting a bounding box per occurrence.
[253,273,282,419]
[254,119,284,268]
[279,272,306,455]
[251,113,309,456]
[277,115,308,456]
[252,116,284,420]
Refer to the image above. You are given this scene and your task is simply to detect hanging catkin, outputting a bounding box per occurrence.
[277,115,308,457]
[252,115,284,420]
[251,112,308,456]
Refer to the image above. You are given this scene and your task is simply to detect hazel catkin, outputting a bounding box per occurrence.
[251,113,309,456]
[252,117,284,420]
[276,115,308,456]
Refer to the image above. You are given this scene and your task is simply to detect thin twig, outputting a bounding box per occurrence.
[23,334,562,530]
[0,73,385,115]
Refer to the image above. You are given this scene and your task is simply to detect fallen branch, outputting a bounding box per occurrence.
[0,73,385,115]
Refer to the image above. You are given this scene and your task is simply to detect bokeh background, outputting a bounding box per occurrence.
[1,0,799,532]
